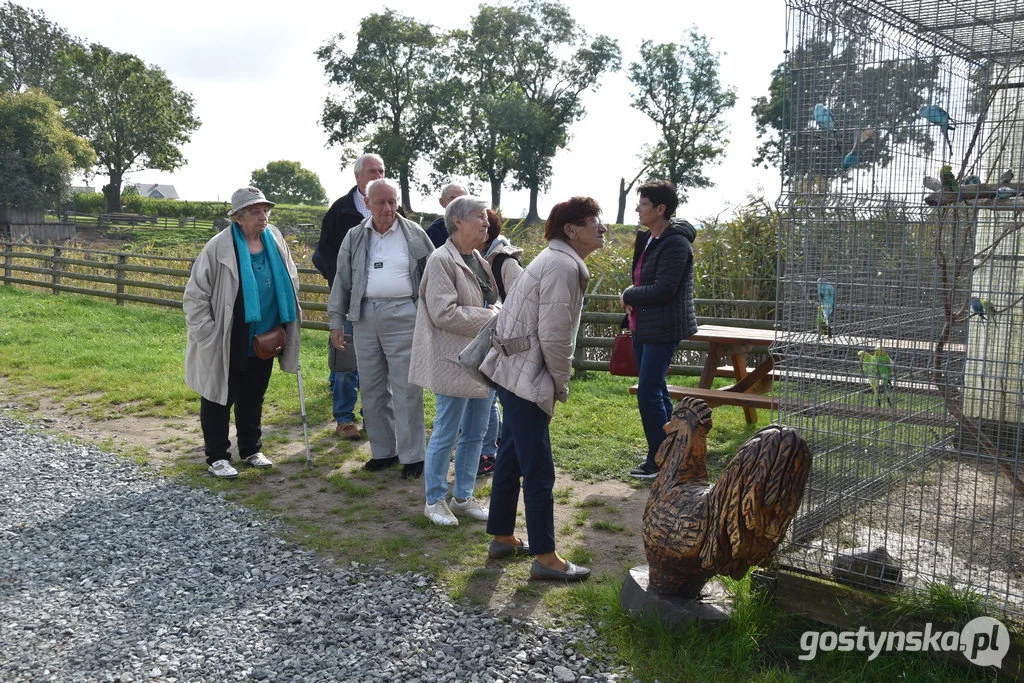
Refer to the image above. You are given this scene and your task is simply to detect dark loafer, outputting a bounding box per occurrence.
[530,559,591,582]
[488,539,531,559]
[364,456,399,471]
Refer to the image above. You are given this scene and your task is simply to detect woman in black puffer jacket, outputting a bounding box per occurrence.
[620,180,697,479]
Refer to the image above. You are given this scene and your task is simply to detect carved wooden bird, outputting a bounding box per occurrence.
[642,398,811,598]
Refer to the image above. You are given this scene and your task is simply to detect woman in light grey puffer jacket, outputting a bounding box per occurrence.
[480,197,607,582]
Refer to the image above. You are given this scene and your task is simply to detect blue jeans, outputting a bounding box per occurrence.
[329,320,359,424]
[486,386,556,555]
[633,337,677,466]
[480,393,501,458]
[425,392,493,504]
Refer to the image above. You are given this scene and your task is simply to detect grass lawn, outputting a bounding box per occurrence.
[0,286,1011,682]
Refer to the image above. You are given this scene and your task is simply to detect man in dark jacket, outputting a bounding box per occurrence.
[424,183,467,248]
[620,180,697,479]
[314,153,386,440]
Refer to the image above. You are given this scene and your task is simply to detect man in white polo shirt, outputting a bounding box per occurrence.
[328,179,435,478]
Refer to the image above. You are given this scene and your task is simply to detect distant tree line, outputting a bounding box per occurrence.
[3,0,744,225]
[0,1,199,214]
[317,1,738,223]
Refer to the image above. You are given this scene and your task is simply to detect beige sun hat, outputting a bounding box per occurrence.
[228,186,276,216]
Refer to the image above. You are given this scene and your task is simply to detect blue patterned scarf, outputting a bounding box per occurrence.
[231,223,297,324]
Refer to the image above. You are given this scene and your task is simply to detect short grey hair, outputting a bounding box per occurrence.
[444,195,489,236]
[354,153,384,175]
[440,183,467,203]
[366,177,400,200]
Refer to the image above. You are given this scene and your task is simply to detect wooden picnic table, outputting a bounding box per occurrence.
[629,324,778,425]
[689,324,777,423]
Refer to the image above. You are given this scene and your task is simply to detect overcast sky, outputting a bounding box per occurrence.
[27,0,786,223]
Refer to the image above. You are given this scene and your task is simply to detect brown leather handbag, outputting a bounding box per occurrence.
[253,325,286,360]
[609,329,638,376]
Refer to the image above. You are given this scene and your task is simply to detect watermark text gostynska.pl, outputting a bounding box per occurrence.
[798,617,1010,667]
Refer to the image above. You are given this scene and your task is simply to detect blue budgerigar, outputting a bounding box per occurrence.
[812,103,842,153]
[842,151,859,169]
[970,296,986,320]
[817,278,836,335]
[919,104,955,156]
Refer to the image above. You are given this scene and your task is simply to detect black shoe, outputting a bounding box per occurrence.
[530,559,590,582]
[488,539,531,559]
[629,461,659,479]
[364,456,399,471]
[402,461,424,479]
[477,455,495,477]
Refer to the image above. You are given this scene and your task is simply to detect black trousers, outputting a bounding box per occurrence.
[200,355,275,464]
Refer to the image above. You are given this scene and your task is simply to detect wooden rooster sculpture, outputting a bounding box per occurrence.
[642,397,811,598]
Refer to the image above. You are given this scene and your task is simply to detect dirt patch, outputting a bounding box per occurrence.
[1,383,650,622]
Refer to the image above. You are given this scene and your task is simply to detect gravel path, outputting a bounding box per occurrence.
[0,413,624,682]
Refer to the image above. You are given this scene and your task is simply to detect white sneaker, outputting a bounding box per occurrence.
[450,496,489,521]
[244,452,273,469]
[208,459,238,478]
[424,499,458,526]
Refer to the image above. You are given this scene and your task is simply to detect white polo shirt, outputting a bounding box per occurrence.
[363,219,414,298]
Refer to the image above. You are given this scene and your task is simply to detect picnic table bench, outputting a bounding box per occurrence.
[630,324,778,424]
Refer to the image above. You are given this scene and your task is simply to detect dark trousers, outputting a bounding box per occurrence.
[486,386,556,555]
[633,337,677,466]
[200,355,275,464]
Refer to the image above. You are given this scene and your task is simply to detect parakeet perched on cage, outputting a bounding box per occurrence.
[998,169,1014,184]
[813,103,836,131]
[816,304,831,337]
[983,299,997,319]
[857,346,894,408]
[970,296,986,319]
[922,176,943,191]
[841,128,875,170]
[940,165,958,193]
[817,278,836,335]
[962,174,982,186]
[920,104,955,155]
[812,103,842,152]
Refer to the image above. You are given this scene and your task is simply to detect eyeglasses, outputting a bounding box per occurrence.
[575,217,604,229]
[636,200,655,209]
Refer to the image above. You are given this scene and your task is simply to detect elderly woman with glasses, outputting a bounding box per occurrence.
[183,187,302,479]
[478,196,607,582]
[409,195,499,526]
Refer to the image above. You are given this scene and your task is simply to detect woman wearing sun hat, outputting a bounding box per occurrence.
[183,186,302,478]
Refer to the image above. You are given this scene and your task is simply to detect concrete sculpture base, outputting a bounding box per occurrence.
[620,565,733,626]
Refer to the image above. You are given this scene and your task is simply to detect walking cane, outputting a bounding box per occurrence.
[296,362,313,470]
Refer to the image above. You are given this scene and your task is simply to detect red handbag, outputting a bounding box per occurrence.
[609,329,638,376]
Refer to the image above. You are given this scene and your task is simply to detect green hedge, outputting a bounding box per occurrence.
[70,193,329,227]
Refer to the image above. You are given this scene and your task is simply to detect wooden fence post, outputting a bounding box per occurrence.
[52,246,61,295]
[3,244,11,284]
[115,253,127,305]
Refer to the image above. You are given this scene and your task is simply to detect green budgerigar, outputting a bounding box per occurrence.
[857,346,894,408]
[816,304,831,337]
[940,164,958,193]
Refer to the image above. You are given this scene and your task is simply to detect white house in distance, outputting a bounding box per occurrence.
[132,183,179,200]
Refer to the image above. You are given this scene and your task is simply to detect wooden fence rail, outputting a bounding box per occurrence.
[0,241,776,375]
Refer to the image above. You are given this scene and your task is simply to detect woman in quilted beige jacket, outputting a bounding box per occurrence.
[480,197,608,582]
[409,196,500,527]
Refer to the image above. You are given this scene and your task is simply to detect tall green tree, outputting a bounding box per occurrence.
[434,5,532,210]
[250,160,327,205]
[317,10,453,213]
[628,30,737,203]
[0,1,76,93]
[58,44,200,213]
[503,0,620,225]
[0,89,94,210]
